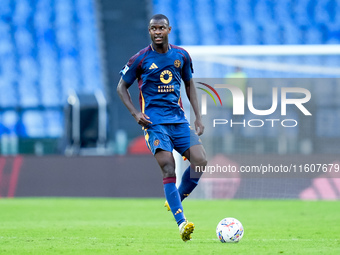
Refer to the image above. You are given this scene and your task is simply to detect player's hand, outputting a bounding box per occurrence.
[133,112,152,127]
[194,118,204,136]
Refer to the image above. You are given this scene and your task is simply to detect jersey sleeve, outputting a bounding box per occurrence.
[119,53,142,85]
[181,50,194,82]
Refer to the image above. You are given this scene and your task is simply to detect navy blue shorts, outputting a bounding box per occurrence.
[143,123,201,155]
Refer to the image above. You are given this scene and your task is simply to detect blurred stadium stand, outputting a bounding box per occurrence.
[98,0,150,148]
[0,0,105,154]
[153,0,340,79]
[153,0,340,46]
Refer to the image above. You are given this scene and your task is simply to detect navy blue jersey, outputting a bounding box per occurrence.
[120,44,193,125]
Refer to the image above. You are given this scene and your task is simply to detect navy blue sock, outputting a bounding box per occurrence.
[178,166,200,201]
[163,177,186,226]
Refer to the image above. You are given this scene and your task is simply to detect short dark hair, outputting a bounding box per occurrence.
[149,14,170,26]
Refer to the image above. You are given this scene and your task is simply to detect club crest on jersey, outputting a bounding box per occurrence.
[154,139,160,146]
[160,70,173,84]
[174,59,181,68]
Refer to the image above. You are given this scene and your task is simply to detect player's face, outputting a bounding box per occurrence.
[148,19,171,46]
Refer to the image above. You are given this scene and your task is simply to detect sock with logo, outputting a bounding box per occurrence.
[178,166,200,201]
[163,177,186,226]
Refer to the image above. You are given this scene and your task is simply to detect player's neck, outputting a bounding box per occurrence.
[152,43,170,54]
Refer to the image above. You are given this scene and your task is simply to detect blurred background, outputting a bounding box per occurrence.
[0,0,339,199]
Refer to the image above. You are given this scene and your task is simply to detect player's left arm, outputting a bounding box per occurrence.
[184,78,204,136]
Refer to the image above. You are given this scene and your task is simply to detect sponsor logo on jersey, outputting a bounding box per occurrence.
[158,85,174,93]
[160,70,173,84]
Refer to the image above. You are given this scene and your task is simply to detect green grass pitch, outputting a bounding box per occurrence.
[0,198,339,254]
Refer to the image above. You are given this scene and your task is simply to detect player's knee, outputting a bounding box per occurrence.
[161,163,176,178]
[194,154,207,167]
[163,171,176,178]
[199,156,208,167]
[189,146,207,167]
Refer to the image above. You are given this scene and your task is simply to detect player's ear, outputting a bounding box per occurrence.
[168,26,172,33]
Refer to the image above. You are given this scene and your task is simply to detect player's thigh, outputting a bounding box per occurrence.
[183,144,207,167]
[154,149,176,177]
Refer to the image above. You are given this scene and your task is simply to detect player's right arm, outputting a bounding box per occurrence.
[117,78,152,127]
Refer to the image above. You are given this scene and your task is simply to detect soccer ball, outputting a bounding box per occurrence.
[216,217,244,243]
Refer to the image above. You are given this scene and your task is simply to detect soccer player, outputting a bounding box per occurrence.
[117,14,207,242]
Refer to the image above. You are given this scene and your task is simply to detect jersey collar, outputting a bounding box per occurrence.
[150,44,171,52]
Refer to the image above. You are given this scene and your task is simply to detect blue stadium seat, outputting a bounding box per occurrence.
[305,27,323,44]
[177,0,198,45]
[214,0,233,25]
[196,0,218,45]
[44,110,64,137]
[17,56,40,107]
[326,20,340,44]
[282,23,303,44]
[234,0,253,23]
[261,23,282,44]
[314,0,332,24]
[22,111,46,137]
[0,0,11,17]
[239,22,260,45]
[0,41,18,107]
[0,0,12,68]
[293,0,313,26]
[273,0,292,24]
[219,23,241,45]
[0,80,17,107]
[2,111,19,133]
[253,0,274,25]
[12,0,31,26]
